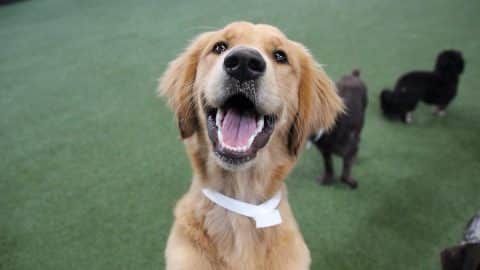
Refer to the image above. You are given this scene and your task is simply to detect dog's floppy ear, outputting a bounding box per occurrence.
[287,46,344,155]
[455,52,465,74]
[159,32,213,139]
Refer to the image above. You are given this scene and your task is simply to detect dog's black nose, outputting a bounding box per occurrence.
[223,48,266,81]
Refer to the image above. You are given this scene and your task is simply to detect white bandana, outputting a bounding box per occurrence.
[202,188,282,228]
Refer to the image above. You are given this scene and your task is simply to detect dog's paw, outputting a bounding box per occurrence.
[435,110,447,117]
[341,177,358,189]
[305,141,312,149]
[317,174,334,186]
[404,113,413,124]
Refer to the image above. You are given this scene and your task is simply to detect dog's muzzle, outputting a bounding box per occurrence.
[204,48,277,167]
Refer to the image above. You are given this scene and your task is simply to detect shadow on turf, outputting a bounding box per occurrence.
[312,177,463,269]
[0,0,30,6]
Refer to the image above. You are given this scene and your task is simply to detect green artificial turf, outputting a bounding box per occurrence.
[1,0,479,269]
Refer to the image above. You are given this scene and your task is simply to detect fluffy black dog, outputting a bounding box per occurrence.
[380,50,465,123]
[309,70,367,189]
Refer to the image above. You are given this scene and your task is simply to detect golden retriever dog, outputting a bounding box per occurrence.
[159,21,343,270]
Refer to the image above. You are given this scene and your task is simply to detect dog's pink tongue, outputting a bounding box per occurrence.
[221,108,257,148]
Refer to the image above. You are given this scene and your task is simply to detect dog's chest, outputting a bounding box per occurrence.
[203,207,307,270]
[205,207,266,265]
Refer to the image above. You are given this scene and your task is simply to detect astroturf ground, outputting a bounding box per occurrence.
[1,0,479,269]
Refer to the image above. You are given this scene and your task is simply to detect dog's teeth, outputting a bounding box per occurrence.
[242,116,265,149]
[218,129,223,146]
[216,109,223,128]
[256,117,264,132]
[247,134,256,148]
[221,142,250,153]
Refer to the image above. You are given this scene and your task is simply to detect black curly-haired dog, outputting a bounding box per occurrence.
[380,50,465,123]
[309,69,367,189]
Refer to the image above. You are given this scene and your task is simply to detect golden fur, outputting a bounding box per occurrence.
[159,21,343,270]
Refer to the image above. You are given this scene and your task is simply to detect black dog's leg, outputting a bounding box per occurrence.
[403,112,413,124]
[434,105,447,117]
[340,149,359,189]
[317,150,334,186]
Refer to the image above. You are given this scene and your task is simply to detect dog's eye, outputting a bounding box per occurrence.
[212,42,228,54]
[273,50,288,64]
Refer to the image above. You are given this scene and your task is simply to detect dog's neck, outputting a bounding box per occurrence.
[434,68,460,84]
[204,163,288,204]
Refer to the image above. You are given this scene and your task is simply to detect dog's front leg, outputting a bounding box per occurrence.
[433,105,447,117]
[165,224,216,270]
[340,152,358,189]
[318,149,334,185]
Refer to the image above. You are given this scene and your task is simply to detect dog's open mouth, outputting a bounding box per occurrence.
[206,94,276,165]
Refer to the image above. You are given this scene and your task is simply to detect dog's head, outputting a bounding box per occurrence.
[160,22,343,170]
[435,50,465,76]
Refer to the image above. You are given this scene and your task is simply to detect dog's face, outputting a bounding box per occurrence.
[435,50,465,76]
[160,22,342,170]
